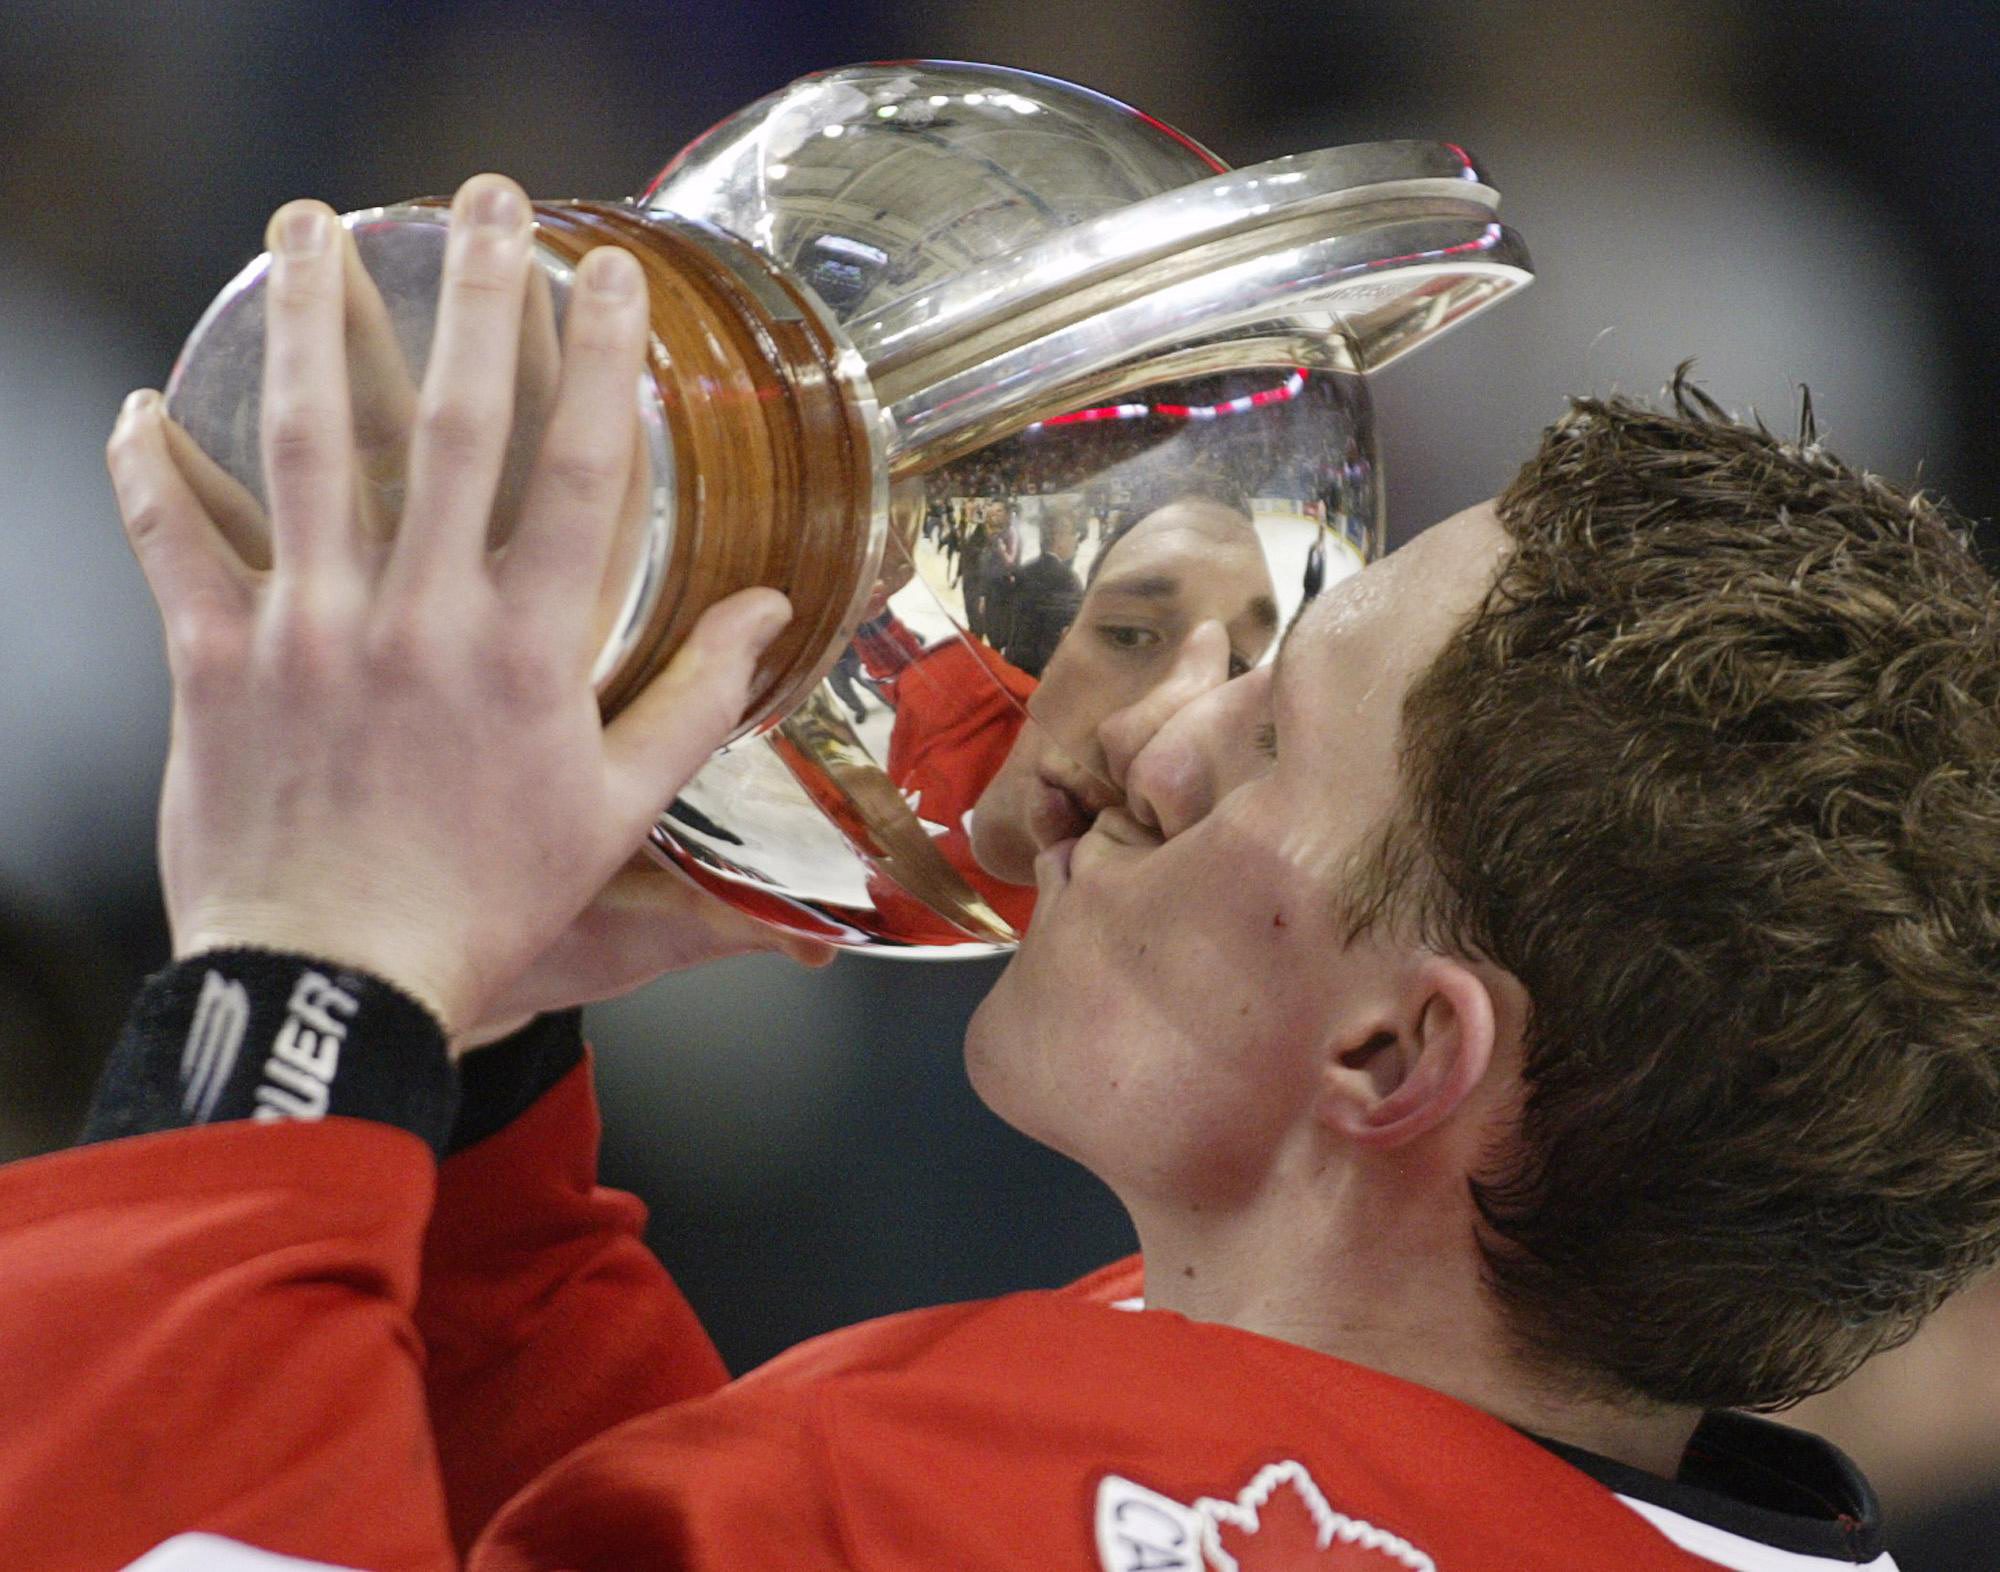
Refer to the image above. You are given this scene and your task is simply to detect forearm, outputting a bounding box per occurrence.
[0,1130,452,1570]
[81,947,456,1153]
[83,963,729,1558]
[419,1014,729,1552]
[42,173,797,1568]
[0,950,458,1569]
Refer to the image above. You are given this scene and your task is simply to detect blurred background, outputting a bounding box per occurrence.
[4,1,1996,1563]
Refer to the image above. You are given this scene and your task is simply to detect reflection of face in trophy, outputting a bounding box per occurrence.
[160,60,1532,955]
[970,493,1279,885]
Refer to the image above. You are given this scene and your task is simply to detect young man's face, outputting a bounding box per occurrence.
[969,498,1278,883]
[964,502,1510,1205]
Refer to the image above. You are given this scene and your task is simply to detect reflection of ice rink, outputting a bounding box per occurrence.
[1247,503,1365,634]
[846,694,897,759]
[671,530,975,915]
[900,532,975,646]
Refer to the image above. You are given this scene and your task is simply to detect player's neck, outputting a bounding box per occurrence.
[1124,1174,1700,1479]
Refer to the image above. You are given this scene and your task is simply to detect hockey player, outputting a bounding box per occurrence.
[4,176,1998,1572]
[968,487,1278,886]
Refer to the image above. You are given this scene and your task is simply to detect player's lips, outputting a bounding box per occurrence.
[1047,805,1162,894]
[1090,806,1163,850]
[1027,770,1114,851]
[1033,834,1079,892]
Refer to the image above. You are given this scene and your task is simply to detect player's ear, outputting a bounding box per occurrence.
[1316,956,1496,1148]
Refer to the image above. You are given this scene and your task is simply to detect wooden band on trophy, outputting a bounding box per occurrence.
[528,201,880,727]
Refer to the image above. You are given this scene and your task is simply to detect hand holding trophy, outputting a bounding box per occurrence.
[112,173,824,1043]
[159,61,1533,973]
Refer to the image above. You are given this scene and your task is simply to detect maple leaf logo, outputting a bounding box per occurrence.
[1096,1462,1435,1572]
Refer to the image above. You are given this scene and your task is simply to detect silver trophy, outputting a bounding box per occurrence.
[165,60,1531,955]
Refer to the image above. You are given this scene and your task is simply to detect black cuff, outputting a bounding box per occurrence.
[81,948,458,1156]
[446,1009,585,1156]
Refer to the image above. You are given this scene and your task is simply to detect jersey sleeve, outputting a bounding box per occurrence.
[474,1381,856,1572]
[0,1118,458,1572]
[417,1053,729,1553]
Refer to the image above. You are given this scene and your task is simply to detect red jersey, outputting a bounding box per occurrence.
[0,1061,1889,1571]
[873,632,1039,941]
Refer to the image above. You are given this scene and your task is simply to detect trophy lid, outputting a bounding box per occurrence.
[641,60,1226,327]
[639,61,1530,480]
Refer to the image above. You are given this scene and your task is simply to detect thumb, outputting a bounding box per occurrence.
[699,897,840,970]
[776,932,840,969]
[603,588,792,827]
[607,855,838,969]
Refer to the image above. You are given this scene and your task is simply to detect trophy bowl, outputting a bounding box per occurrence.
[164,60,1532,955]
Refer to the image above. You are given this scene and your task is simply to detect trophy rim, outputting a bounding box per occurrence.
[878,210,1532,476]
[850,139,1505,390]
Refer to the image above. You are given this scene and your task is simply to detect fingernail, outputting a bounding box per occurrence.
[121,389,159,422]
[278,206,328,258]
[469,182,527,232]
[750,595,794,645]
[584,246,640,301]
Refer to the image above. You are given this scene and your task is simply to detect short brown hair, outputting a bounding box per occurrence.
[1359,374,2000,1410]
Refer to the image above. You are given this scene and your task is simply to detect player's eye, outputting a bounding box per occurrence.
[1096,623,1161,651]
[1252,720,1278,760]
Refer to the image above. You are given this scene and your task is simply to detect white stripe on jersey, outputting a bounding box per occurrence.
[122,1532,366,1570]
[1616,1494,1897,1572]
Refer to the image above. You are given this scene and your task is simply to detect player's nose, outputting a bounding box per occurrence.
[1121,654,1272,840]
[1096,620,1232,803]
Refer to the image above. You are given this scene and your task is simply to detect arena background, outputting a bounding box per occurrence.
[4,2,1997,1563]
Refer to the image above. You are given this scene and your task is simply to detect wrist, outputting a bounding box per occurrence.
[447,1010,585,1154]
[177,917,471,1041]
[84,946,458,1153]
[456,1010,538,1057]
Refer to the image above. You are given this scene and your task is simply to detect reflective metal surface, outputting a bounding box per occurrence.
[164,199,888,739]
[654,359,1378,952]
[641,61,1525,956]
[853,141,1511,399]
[875,213,1527,475]
[640,60,1225,327]
[643,68,1528,478]
[160,59,1531,958]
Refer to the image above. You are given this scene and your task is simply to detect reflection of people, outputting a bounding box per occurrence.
[999,507,1083,676]
[11,180,2000,1572]
[864,613,1039,938]
[961,506,1019,650]
[863,488,1279,933]
[971,492,1277,885]
[824,645,872,722]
